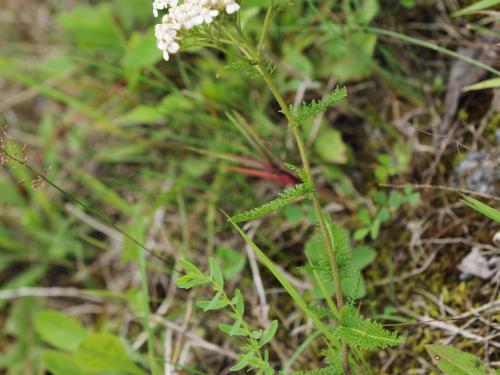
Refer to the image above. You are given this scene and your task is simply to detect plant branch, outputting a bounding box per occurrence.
[248,48,350,374]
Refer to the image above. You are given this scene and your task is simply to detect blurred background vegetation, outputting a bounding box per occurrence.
[0,0,499,373]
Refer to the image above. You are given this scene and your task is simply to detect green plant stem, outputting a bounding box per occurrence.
[211,282,266,367]
[258,0,274,52]
[252,53,350,375]
[255,62,345,311]
[224,21,350,373]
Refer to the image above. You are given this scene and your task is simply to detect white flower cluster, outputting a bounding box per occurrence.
[153,0,241,61]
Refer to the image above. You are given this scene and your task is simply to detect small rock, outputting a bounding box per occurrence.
[494,231,500,248]
[458,247,496,280]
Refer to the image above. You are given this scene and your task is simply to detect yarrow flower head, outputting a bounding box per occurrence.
[153,0,241,61]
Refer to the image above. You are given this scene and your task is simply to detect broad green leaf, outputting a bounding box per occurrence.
[258,320,278,347]
[216,246,247,280]
[57,4,124,51]
[354,227,370,241]
[175,274,209,289]
[370,218,381,239]
[283,44,314,77]
[463,78,500,92]
[400,0,415,8]
[357,0,380,25]
[351,246,377,270]
[250,330,263,339]
[75,333,146,375]
[159,93,195,116]
[358,208,371,225]
[461,196,500,223]
[283,205,304,224]
[233,289,245,316]
[116,106,163,126]
[425,344,488,375]
[122,30,162,69]
[230,356,250,371]
[314,128,348,164]
[42,351,88,375]
[112,0,152,30]
[325,33,377,81]
[219,321,246,336]
[178,259,204,275]
[209,257,224,288]
[452,0,500,16]
[197,291,229,311]
[376,207,391,222]
[34,310,87,352]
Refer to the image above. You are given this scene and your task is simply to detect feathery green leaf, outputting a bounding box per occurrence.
[284,163,308,183]
[308,304,337,320]
[335,305,404,351]
[290,87,347,124]
[230,183,311,223]
[304,219,352,282]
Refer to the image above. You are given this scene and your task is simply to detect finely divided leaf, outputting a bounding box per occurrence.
[290,87,347,124]
[335,306,404,351]
[305,219,352,283]
[308,304,337,320]
[230,183,311,223]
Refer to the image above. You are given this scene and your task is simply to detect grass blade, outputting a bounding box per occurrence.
[452,0,500,17]
[461,196,500,222]
[362,26,500,77]
[226,214,338,345]
[463,78,500,92]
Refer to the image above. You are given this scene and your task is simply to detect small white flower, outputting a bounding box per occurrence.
[153,0,241,61]
[225,2,240,14]
[192,15,204,26]
[168,42,180,53]
[153,0,178,17]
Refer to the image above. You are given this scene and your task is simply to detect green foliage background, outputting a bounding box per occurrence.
[0,0,499,374]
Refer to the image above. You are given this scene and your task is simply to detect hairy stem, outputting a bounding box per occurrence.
[226,19,350,373]
[253,56,350,374]
[256,63,344,310]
